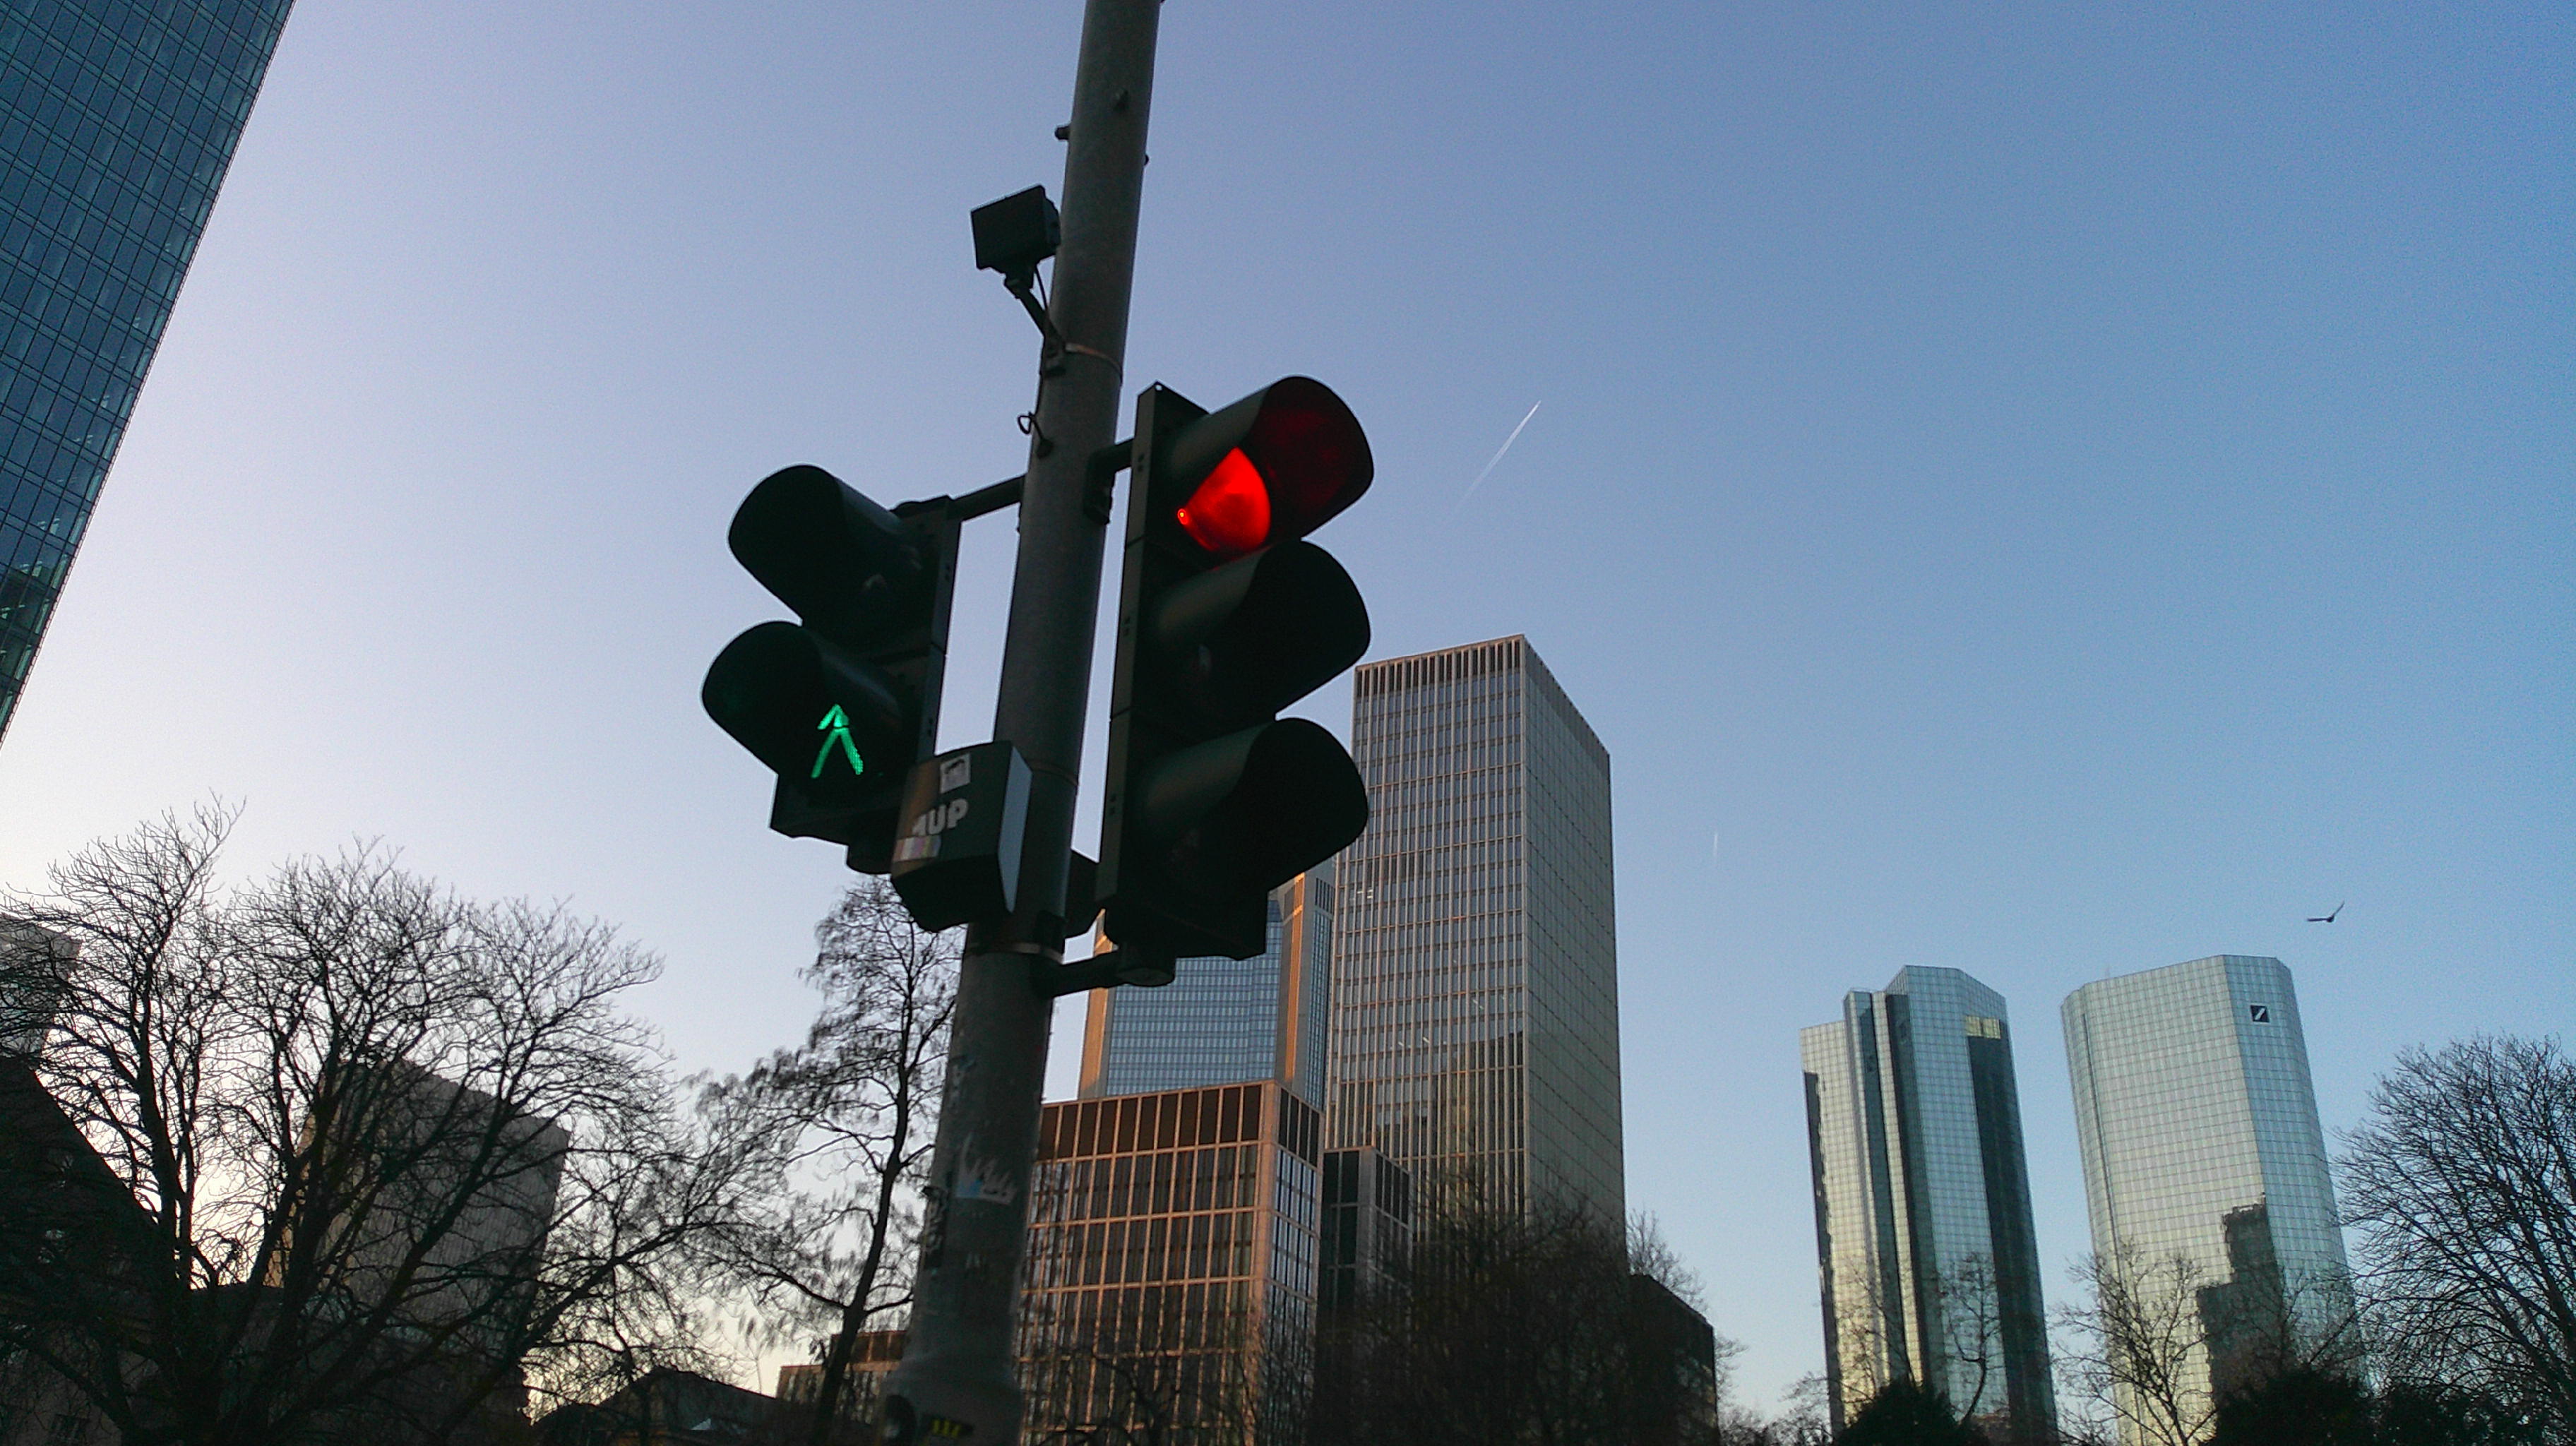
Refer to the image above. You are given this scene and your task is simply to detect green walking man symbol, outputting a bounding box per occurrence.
[813,704,864,779]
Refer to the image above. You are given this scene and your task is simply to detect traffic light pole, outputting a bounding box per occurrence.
[876,1,1159,1440]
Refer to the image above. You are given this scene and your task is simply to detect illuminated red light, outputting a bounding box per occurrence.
[1176,448,1272,558]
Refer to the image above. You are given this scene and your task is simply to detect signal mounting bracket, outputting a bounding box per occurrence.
[1039,945,1175,997]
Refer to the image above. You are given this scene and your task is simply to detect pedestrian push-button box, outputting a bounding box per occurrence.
[890,741,1031,931]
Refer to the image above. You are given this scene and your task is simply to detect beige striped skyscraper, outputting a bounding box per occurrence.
[1323,635,1624,1220]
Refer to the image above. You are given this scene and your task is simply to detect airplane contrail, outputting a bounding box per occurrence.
[1457,401,1541,507]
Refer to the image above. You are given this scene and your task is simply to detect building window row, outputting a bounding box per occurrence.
[1036,1145,1264,1223]
[1027,1209,1261,1290]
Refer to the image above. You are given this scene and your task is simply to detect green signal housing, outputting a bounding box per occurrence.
[702,465,960,872]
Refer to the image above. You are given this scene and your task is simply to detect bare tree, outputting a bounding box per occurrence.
[1316,1185,1729,1446]
[529,1226,741,1440]
[2058,1240,2361,1446]
[1928,1254,2008,1428]
[2048,1369,2123,1446]
[698,878,956,1446]
[2341,1036,2576,1438]
[2058,1245,2221,1446]
[1629,1212,1708,1310]
[0,806,752,1446]
[1704,1375,1835,1446]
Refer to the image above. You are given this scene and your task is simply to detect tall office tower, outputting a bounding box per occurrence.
[1080,868,1335,1107]
[2063,956,2354,1442]
[0,0,294,741]
[1020,1081,1324,1446]
[1325,635,1624,1220]
[1802,967,2056,1442]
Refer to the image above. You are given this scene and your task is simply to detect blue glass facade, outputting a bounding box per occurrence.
[0,0,291,739]
[1803,966,2056,1442]
[2063,955,2354,1446]
[1080,868,1335,1109]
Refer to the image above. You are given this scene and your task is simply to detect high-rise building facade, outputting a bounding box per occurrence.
[0,919,75,1058]
[777,1332,905,1423]
[1325,635,1623,1220]
[1,0,294,741]
[2063,955,2354,1442]
[1019,1081,1323,1445]
[296,1060,568,1348]
[1802,967,2055,1442]
[1316,1147,1409,1317]
[1081,868,1334,1108]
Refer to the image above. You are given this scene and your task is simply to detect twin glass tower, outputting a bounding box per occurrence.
[0,0,294,741]
[2063,955,2353,1440]
[1803,967,2055,1440]
[1804,955,2349,1445]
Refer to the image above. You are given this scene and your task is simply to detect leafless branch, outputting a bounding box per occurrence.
[2342,1034,2576,1438]
[0,808,753,1446]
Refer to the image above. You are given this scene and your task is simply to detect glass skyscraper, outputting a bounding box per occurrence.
[1080,868,1334,1109]
[1,0,293,740]
[1324,635,1623,1221]
[2062,955,2354,1444]
[1802,967,2055,1442]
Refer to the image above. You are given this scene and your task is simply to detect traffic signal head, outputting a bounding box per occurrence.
[1099,381,1374,962]
[1145,541,1370,733]
[703,465,955,871]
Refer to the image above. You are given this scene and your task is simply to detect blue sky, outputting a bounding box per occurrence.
[0,1,2567,1409]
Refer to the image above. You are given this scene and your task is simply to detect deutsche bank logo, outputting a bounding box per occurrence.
[2249,1004,2272,1023]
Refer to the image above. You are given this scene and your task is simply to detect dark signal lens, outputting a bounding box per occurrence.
[1175,448,1272,558]
[1241,380,1371,539]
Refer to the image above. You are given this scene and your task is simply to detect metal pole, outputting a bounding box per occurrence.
[877,2,1159,1441]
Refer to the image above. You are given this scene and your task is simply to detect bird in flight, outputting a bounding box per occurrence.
[2307,902,2344,924]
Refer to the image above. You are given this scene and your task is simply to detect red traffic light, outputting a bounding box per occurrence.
[1159,377,1371,561]
[1176,449,1270,556]
[1102,379,1376,961]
